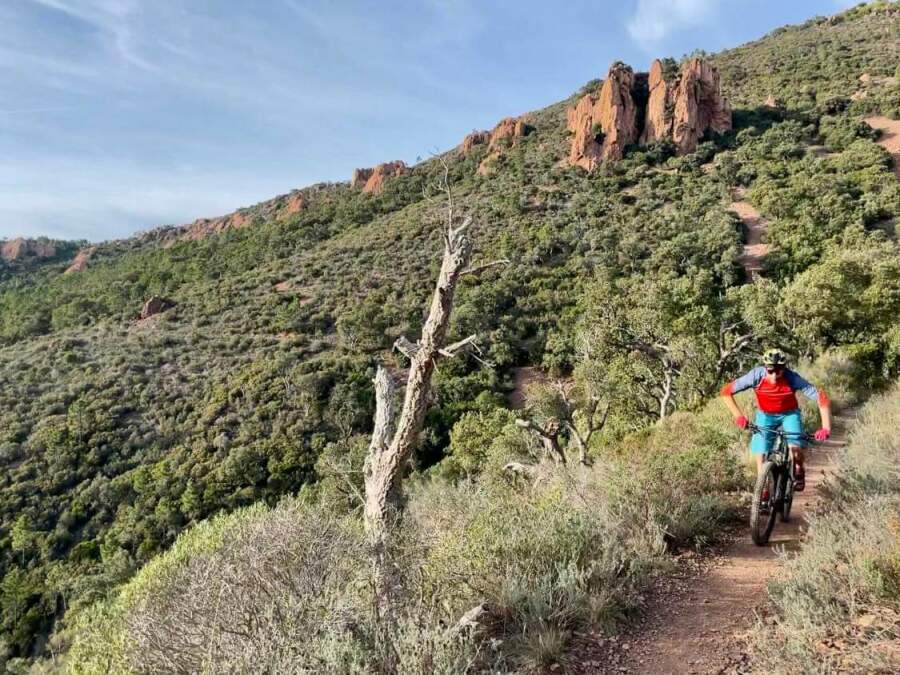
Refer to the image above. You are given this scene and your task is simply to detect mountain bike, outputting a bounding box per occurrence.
[747,423,814,546]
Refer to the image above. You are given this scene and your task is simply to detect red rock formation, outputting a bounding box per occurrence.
[597,62,639,162]
[360,161,407,194]
[140,296,175,320]
[477,116,530,175]
[459,130,490,155]
[566,93,604,171]
[64,246,96,275]
[568,57,731,169]
[182,211,250,242]
[351,167,374,188]
[487,117,528,150]
[640,59,672,145]
[1,238,56,263]
[671,57,732,155]
[567,63,640,168]
[283,192,305,216]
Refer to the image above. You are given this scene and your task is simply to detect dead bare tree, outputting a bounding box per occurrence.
[515,416,565,463]
[556,381,610,465]
[516,379,609,465]
[363,166,507,613]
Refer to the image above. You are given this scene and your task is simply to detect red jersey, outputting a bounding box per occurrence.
[721,367,828,414]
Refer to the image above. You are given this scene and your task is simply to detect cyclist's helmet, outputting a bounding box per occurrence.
[762,348,788,368]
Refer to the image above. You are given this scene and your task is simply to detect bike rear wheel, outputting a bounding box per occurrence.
[751,461,778,545]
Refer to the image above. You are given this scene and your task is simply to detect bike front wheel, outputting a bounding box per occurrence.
[780,471,794,523]
[751,461,778,545]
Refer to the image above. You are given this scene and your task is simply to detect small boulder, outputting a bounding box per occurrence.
[140,296,175,320]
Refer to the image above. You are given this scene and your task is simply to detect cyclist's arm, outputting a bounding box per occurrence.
[787,370,832,432]
[719,367,763,421]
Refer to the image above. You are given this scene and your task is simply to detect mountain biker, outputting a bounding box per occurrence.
[720,349,831,492]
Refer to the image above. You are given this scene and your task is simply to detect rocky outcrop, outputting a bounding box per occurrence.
[182,211,250,242]
[351,167,374,189]
[477,116,531,175]
[487,117,529,150]
[566,93,604,171]
[352,161,408,194]
[671,58,732,155]
[567,63,640,168]
[597,63,639,162]
[567,57,731,169]
[459,130,490,155]
[1,238,56,263]
[640,59,672,145]
[140,296,175,320]
[64,247,96,275]
[283,192,305,215]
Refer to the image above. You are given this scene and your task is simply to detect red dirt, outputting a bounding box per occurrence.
[507,367,547,409]
[729,188,770,280]
[865,116,900,180]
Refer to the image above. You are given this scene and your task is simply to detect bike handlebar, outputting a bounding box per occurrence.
[746,422,815,442]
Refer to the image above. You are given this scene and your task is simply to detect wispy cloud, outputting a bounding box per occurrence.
[626,0,717,43]
[29,0,157,71]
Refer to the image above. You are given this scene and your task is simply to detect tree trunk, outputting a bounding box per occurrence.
[363,219,473,611]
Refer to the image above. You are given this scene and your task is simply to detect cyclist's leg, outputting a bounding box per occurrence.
[751,411,776,475]
[783,409,806,490]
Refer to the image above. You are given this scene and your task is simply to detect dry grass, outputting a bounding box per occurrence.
[750,382,900,674]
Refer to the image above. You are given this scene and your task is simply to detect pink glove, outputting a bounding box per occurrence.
[735,415,749,430]
[814,428,831,442]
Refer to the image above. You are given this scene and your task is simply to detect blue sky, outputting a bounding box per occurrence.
[0,0,854,242]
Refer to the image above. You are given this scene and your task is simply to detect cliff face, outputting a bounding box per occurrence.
[64,247,96,275]
[459,130,490,155]
[352,161,408,194]
[671,58,732,155]
[476,116,530,175]
[1,238,56,263]
[640,59,672,145]
[566,93,604,171]
[597,63,639,162]
[567,57,731,169]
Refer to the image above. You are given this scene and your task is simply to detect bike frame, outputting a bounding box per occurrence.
[747,422,812,468]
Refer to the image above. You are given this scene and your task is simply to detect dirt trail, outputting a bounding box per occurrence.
[729,188,770,280]
[865,116,900,180]
[597,411,854,674]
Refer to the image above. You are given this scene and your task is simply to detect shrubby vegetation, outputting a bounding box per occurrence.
[0,3,897,667]
[60,394,750,673]
[750,382,900,673]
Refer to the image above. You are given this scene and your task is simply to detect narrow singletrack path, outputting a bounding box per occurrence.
[729,188,770,281]
[600,411,854,674]
[865,115,900,180]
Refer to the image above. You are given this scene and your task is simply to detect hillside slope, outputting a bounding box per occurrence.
[1,2,899,667]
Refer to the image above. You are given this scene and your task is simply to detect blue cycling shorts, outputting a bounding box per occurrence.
[751,409,805,455]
